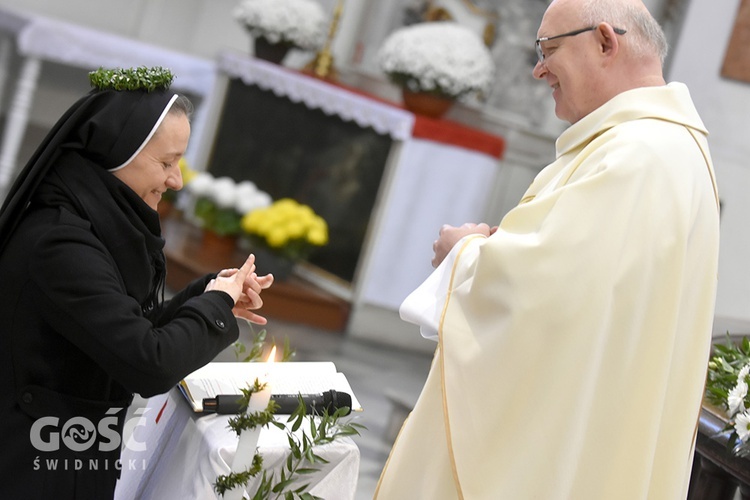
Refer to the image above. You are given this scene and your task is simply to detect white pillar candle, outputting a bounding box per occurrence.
[224,347,276,500]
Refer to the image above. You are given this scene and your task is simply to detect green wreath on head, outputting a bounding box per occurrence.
[89,66,174,92]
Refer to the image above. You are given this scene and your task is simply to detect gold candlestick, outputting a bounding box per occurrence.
[304,0,344,81]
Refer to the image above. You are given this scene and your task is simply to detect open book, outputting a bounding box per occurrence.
[178,361,362,413]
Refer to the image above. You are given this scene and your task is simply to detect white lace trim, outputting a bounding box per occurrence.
[219,51,414,141]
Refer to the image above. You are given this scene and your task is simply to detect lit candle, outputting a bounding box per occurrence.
[225,346,276,500]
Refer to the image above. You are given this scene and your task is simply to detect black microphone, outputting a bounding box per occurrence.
[203,390,352,416]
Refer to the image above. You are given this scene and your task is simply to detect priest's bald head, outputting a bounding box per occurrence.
[533,0,668,124]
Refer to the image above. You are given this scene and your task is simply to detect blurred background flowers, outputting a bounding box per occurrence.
[232,0,327,52]
[241,197,328,262]
[177,167,329,277]
[378,21,494,100]
[187,172,272,237]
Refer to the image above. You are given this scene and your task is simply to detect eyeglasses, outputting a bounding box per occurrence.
[535,26,627,64]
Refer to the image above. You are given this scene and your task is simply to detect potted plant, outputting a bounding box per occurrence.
[187,173,272,257]
[377,21,495,118]
[240,197,328,279]
[705,335,750,457]
[232,0,327,64]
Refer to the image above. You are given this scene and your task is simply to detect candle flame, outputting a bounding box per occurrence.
[266,345,277,364]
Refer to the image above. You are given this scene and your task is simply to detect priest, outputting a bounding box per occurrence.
[375,0,720,498]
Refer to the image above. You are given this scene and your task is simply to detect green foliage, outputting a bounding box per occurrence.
[215,454,265,496]
[231,398,365,499]
[227,380,280,436]
[234,329,268,363]
[194,197,242,237]
[234,328,296,363]
[705,334,750,409]
[280,337,295,364]
[88,66,174,92]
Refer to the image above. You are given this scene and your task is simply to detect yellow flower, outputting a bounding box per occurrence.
[266,227,290,248]
[274,198,299,212]
[308,216,328,245]
[297,204,315,219]
[296,208,315,228]
[240,210,261,233]
[179,158,198,184]
[241,198,329,257]
[256,218,278,238]
[285,220,306,240]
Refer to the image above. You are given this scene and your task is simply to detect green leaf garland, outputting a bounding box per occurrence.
[89,66,174,92]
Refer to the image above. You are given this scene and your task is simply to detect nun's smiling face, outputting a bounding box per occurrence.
[111,112,190,211]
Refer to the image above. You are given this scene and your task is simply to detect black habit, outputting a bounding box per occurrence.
[0,84,240,499]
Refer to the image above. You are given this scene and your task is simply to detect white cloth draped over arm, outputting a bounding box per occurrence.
[399,235,486,341]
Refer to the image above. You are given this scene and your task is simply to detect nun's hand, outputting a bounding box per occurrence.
[233,270,274,325]
[205,254,255,303]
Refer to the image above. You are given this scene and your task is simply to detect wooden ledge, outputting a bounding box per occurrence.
[161,216,350,332]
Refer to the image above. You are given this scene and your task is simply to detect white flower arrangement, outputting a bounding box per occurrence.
[737,410,750,444]
[706,336,750,457]
[729,364,750,448]
[186,172,272,236]
[232,0,327,51]
[185,173,328,259]
[377,22,495,99]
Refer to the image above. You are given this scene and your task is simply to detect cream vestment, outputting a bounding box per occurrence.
[375,83,719,499]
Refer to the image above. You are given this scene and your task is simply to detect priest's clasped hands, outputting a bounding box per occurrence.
[204,254,275,324]
[431,222,498,268]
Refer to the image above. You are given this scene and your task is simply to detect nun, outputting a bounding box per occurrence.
[0,67,273,499]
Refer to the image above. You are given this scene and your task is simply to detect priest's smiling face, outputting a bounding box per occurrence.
[532,0,614,124]
[112,112,189,211]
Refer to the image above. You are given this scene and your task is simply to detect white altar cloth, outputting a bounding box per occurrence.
[115,388,360,500]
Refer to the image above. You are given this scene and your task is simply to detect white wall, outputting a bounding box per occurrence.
[668,0,750,326]
[0,0,239,58]
[0,0,362,64]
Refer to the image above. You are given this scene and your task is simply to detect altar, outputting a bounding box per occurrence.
[114,388,360,500]
[191,51,507,327]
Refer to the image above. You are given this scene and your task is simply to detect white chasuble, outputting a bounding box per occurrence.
[375,83,719,500]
